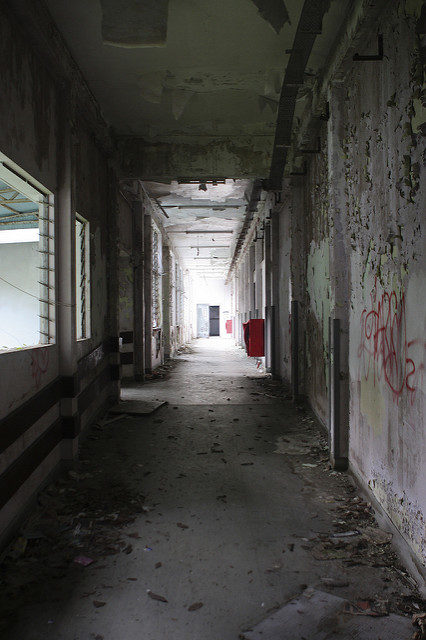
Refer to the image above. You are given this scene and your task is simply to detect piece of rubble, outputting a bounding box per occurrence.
[109,400,166,415]
[240,588,413,640]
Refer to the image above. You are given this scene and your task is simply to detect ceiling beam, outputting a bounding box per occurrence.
[268,0,330,189]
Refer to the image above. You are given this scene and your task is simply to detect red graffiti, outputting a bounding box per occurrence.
[30,347,49,388]
[358,280,419,403]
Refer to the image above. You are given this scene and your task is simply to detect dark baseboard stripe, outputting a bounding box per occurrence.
[120,351,134,365]
[77,340,110,385]
[62,373,79,398]
[110,337,120,353]
[120,331,134,344]
[0,378,62,454]
[62,414,81,439]
[0,418,62,510]
[77,364,111,415]
[110,364,120,381]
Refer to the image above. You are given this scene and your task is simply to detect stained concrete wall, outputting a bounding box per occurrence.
[269,0,425,575]
[0,2,118,545]
[341,4,425,569]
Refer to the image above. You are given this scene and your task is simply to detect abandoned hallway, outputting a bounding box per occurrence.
[0,0,425,637]
[0,338,421,639]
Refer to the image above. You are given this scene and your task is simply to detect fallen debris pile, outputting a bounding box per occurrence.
[0,413,146,632]
[240,588,415,640]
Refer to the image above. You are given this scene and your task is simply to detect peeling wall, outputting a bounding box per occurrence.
[303,130,331,424]
[343,3,426,566]
[271,0,425,571]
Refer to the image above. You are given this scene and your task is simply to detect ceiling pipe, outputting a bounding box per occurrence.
[225,179,263,284]
[268,0,330,190]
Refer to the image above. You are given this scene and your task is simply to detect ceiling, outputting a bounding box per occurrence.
[0,180,39,230]
[144,179,250,277]
[47,0,302,139]
[45,0,351,274]
[45,0,351,180]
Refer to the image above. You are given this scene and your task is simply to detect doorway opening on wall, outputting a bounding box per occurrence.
[197,304,220,337]
[0,154,54,351]
[209,305,220,336]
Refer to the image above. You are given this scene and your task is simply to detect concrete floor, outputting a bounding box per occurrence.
[0,338,421,639]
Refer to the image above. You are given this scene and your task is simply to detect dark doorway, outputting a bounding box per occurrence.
[209,305,220,336]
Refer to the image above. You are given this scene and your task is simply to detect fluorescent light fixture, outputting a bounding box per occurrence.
[0,228,39,244]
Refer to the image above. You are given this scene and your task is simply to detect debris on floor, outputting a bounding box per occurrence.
[0,346,424,639]
[0,409,147,633]
[240,588,414,640]
[110,399,166,415]
[147,590,168,603]
[412,612,426,640]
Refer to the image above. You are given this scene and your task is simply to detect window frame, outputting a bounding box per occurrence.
[0,153,55,352]
[75,213,91,341]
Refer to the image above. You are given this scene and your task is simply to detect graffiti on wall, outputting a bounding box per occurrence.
[30,346,49,389]
[358,278,422,403]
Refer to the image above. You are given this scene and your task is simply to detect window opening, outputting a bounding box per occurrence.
[75,214,90,340]
[0,158,54,351]
[152,223,162,329]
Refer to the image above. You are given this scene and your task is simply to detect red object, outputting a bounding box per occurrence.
[225,319,232,334]
[242,319,264,357]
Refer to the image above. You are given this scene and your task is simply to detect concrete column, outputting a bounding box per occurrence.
[270,204,280,377]
[162,243,171,359]
[144,209,152,373]
[275,182,292,382]
[56,91,78,458]
[132,197,145,381]
[290,176,306,400]
[264,217,273,371]
[327,83,350,470]
[106,168,120,395]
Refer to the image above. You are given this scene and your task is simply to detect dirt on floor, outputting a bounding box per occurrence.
[0,371,424,638]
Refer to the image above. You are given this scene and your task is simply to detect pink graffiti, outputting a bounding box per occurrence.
[30,347,49,388]
[358,279,421,403]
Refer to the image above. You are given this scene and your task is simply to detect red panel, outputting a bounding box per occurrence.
[225,319,233,334]
[242,319,264,357]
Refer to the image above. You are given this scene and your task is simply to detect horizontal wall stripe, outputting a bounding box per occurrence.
[0,405,60,477]
[0,343,116,453]
[120,331,134,344]
[62,414,81,439]
[77,364,111,415]
[111,364,120,381]
[0,418,62,510]
[120,351,134,364]
[77,340,110,389]
[62,373,79,398]
[0,378,62,455]
[110,337,120,353]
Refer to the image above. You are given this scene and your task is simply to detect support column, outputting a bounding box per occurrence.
[327,83,350,470]
[290,176,306,400]
[162,243,171,359]
[132,196,145,381]
[144,209,153,373]
[264,216,274,372]
[107,168,121,392]
[56,92,79,458]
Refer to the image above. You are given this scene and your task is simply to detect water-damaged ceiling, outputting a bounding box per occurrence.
[47,0,300,139]
[45,0,351,275]
[144,179,250,277]
[45,0,350,181]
